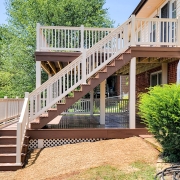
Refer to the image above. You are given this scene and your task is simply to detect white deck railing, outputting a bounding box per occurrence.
[37,24,114,51]
[62,98,91,114]
[16,15,180,163]
[135,18,178,46]
[94,98,129,114]
[0,97,24,126]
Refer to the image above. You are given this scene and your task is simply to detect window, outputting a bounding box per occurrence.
[150,71,162,87]
[150,22,156,42]
[172,1,177,18]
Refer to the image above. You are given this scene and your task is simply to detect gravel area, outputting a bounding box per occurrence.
[0,137,159,180]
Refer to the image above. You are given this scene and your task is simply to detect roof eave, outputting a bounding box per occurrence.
[131,0,148,16]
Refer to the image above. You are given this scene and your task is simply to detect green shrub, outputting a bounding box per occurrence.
[138,84,180,162]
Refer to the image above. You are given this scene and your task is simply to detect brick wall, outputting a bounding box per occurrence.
[116,75,129,96]
[115,60,179,96]
[168,60,178,84]
[136,66,161,94]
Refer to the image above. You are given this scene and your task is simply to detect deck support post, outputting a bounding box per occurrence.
[162,63,167,84]
[90,90,94,115]
[36,61,41,88]
[38,139,43,148]
[100,80,106,125]
[129,57,136,129]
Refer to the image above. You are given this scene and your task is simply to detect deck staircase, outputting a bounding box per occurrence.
[0,129,29,171]
[31,53,131,129]
[28,17,133,129]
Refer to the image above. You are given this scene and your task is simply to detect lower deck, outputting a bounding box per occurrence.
[1,114,149,140]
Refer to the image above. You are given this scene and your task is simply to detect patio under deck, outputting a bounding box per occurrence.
[25,114,149,140]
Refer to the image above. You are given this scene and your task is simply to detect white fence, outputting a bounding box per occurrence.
[0,97,24,125]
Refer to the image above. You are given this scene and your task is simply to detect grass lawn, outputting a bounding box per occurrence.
[66,161,156,180]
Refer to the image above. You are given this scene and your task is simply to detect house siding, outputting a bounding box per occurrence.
[177,0,180,17]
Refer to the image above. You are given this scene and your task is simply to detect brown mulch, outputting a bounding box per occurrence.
[0,137,159,180]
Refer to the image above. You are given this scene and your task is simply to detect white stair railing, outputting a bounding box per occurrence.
[29,17,133,122]
[16,92,29,164]
[38,25,114,51]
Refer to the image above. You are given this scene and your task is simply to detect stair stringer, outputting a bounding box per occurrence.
[30,53,131,129]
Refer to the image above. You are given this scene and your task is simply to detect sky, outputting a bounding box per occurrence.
[0,0,141,27]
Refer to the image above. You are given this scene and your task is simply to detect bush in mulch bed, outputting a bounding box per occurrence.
[138,84,180,162]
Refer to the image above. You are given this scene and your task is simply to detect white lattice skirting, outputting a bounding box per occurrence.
[28,138,103,150]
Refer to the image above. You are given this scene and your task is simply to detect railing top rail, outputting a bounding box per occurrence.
[0,98,24,101]
[40,25,114,31]
[40,26,81,30]
[136,17,178,22]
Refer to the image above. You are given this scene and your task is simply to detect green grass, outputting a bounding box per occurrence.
[67,161,156,180]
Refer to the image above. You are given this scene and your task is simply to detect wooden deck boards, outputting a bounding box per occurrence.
[1,115,149,139]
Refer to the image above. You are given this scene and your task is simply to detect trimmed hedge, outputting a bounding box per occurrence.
[138,84,180,162]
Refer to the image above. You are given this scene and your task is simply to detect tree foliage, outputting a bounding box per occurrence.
[0,0,113,97]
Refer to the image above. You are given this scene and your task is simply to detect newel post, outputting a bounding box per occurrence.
[177,16,180,47]
[130,15,136,46]
[36,23,40,51]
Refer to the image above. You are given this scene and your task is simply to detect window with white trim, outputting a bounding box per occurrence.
[150,71,162,87]
[172,0,177,18]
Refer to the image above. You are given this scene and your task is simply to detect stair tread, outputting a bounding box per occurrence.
[0,163,23,166]
[0,136,16,138]
[40,114,48,117]
[48,108,57,111]
[0,144,27,147]
[0,153,25,156]
[0,144,16,147]
[106,65,115,67]
[74,90,82,92]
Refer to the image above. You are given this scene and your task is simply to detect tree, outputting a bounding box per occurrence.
[0,0,113,97]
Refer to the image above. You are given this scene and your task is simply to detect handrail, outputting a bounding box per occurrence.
[16,92,29,164]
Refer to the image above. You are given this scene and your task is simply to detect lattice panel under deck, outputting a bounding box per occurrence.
[28,139,38,150]
[28,138,103,149]
[43,138,103,148]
